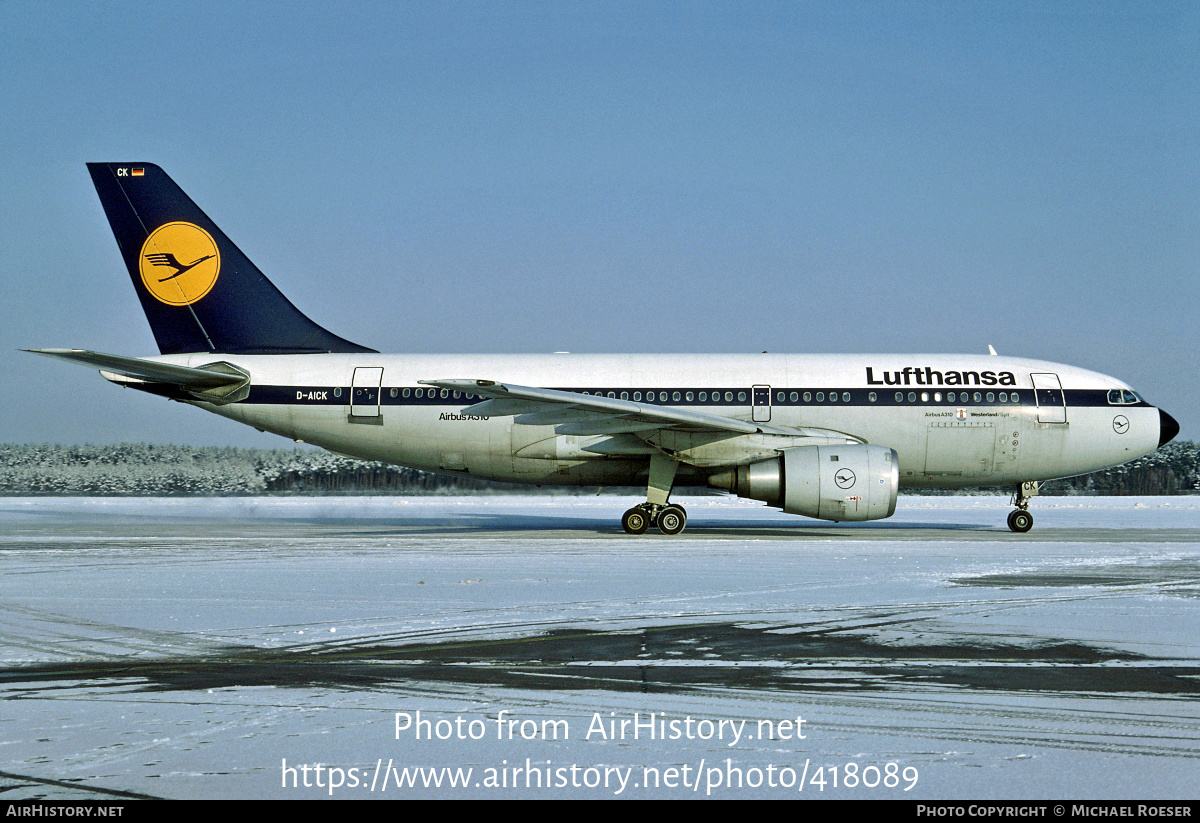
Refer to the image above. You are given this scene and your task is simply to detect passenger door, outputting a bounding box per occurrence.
[350,367,383,419]
[1031,373,1066,424]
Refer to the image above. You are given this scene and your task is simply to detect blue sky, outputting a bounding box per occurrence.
[2,1,1197,445]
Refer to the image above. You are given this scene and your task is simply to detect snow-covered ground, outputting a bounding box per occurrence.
[1,495,1197,799]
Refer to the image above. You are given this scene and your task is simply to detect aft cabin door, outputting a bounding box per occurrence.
[752,385,772,423]
[350,367,383,418]
[1031,373,1066,424]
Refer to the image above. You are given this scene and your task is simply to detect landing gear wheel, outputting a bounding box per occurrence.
[1007,509,1033,533]
[622,506,651,535]
[657,504,687,536]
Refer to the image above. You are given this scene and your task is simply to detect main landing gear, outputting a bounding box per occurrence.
[622,502,688,535]
[622,453,688,536]
[1007,480,1038,533]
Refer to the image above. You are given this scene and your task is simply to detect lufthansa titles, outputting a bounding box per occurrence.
[867,367,1016,387]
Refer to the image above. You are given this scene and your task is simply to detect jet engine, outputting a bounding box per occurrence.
[708,444,899,522]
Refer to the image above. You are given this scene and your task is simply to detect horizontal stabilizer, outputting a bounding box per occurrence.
[26,349,251,403]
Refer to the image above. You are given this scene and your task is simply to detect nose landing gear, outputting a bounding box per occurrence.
[1008,481,1038,533]
[1007,508,1033,533]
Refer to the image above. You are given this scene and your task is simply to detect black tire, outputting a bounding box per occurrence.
[657,504,687,536]
[622,507,650,535]
[1008,509,1033,533]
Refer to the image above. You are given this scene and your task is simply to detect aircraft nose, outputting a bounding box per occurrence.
[1159,408,1180,448]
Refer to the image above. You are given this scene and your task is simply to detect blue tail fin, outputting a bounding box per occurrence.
[87,162,376,355]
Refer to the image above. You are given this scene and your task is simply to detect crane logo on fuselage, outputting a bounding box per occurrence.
[138,222,221,306]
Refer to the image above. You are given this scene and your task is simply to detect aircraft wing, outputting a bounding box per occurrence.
[26,349,250,402]
[420,379,799,436]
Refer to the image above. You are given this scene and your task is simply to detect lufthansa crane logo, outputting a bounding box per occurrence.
[138,222,220,306]
[834,468,857,489]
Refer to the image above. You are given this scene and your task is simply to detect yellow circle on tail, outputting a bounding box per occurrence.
[138,222,221,306]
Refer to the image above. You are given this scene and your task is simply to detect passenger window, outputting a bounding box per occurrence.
[633,391,642,401]
[986,392,995,402]
[776,391,785,402]
[973,392,982,402]
[1011,392,1019,403]
[607,391,616,399]
[724,391,733,402]
[895,392,903,402]
[907,392,916,402]
[334,387,342,398]
[620,391,629,400]
[816,392,824,402]
[790,391,799,402]
[402,388,411,398]
[999,392,1007,402]
[685,391,693,402]
[947,392,955,402]
[803,392,812,402]
[842,392,850,402]
[698,391,707,402]
[920,392,929,402]
[672,391,681,402]
[659,391,668,402]
[453,390,461,399]
[737,391,747,402]
[933,392,942,402]
[440,389,449,399]
[868,392,877,402]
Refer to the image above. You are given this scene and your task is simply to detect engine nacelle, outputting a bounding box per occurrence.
[709,444,899,522]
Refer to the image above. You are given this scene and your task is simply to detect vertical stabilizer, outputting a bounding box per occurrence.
[86,162,375,355]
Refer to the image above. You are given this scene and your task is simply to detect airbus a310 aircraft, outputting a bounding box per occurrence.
[30,163,1179,534]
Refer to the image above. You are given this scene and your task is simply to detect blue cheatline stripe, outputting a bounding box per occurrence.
[241,386,1143,409]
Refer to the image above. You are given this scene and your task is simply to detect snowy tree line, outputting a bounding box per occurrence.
[0,441,1197,496]
[1044,439,1200,495]
[0,443,543,496]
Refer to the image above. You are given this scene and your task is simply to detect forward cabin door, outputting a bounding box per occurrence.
[350,367,383,419]
[1031,373,1066,424]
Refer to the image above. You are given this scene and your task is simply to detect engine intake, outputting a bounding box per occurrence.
[709,444,899,522]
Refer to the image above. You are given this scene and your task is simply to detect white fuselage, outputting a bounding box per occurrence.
[159,352,1162,490]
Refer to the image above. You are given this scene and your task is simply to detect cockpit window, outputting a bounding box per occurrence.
[1109,389,1143,405]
